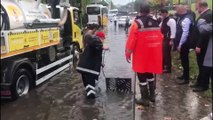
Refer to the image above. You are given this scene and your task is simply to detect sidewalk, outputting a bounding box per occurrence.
[134,73,212,120]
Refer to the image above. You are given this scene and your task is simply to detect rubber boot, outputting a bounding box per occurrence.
[136,85,149,106]
[148,81,156,102]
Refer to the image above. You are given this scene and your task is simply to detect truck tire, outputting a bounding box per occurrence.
[11,68,32,100]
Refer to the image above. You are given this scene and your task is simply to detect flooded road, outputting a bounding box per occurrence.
[1,22,212,120]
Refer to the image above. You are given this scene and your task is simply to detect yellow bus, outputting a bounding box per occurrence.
[86,4,108,27]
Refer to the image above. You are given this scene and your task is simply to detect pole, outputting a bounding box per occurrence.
[132,73,136,120]
[132,0,133,12]
[161,0,163,8]
[188,0,191,10]
[80,0,83,28]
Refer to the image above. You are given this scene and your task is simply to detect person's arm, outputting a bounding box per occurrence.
[195,19,212,54]
[125,21,137,62]
[197,19,212,34]
[167,18,176,45]
[91,37,103,51]
[178,18,191,50]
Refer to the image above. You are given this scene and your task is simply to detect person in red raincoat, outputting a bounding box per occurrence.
[125,3,163,106]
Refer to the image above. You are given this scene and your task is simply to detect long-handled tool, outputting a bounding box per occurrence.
[101,51,132,93]
[132,72,137,120]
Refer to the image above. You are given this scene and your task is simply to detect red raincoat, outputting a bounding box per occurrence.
[126,21,163,74]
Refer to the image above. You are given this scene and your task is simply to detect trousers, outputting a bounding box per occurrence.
[201,66,212,88]
[163,38,172,70]
[180,42,190,81]
[137,73,155,86]
[81,72,96,90]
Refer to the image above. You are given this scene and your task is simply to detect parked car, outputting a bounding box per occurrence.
[118,16,128,27]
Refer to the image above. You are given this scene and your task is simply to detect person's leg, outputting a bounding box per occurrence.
[178,43,189,84]
[191,53,203,87]
[127,23,129,32]
[163,40,172,73]
[146,73,155,102]
[85,73,96,99]
[202,67,211,89]
[167,43,172,72]
[136,72,149,106]
[81,73,88,88]
[163,41,166,70]
[193,66,211,92]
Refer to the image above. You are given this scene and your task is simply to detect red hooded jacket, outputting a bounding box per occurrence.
[125,18,163,74]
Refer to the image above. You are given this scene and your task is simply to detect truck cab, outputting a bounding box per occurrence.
[0,0,83,100]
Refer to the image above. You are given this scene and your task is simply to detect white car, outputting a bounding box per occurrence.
[117,16,128,27]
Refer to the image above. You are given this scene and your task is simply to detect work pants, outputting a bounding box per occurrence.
[137,73,155,87]
[124,23,129,32]
[81,72,96,95]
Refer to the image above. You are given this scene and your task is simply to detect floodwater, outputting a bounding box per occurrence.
[1,22,212,120]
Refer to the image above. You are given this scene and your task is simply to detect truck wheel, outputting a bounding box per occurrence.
[11,69,32,100]
[73,45,80,69]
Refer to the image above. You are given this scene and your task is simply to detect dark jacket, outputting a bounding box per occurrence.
[192,9,212,49]
[187,10,196,22]
[77,34,103,75]
[161,16,171,40]
[174,13,194,49]
[197,20,213,67]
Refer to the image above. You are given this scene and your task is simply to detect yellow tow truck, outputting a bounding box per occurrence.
[1,0,83,100]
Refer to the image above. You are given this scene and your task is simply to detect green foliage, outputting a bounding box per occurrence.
[172,51,198,80]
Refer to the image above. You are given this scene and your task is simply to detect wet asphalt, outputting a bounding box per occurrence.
[1,22,212,120]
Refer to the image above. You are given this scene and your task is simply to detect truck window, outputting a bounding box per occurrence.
[74,10,81,27]
[87,7,100,15]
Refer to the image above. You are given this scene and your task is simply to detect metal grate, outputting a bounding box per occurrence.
[106,78,132,93]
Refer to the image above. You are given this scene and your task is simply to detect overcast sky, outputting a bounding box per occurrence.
[112,0,132,5]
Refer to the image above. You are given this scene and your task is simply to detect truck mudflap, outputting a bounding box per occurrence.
[1,83,11,98]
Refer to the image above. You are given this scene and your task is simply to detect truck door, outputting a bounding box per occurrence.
[71,9,83,49]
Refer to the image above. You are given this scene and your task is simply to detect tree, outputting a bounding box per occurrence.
[110,1,117,9]
[134,0,167,11]
[149,0,162,9]
[134,0,142,12]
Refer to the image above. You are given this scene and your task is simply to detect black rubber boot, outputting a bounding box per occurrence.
[148,81,156,102]
[136,85,149,106]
